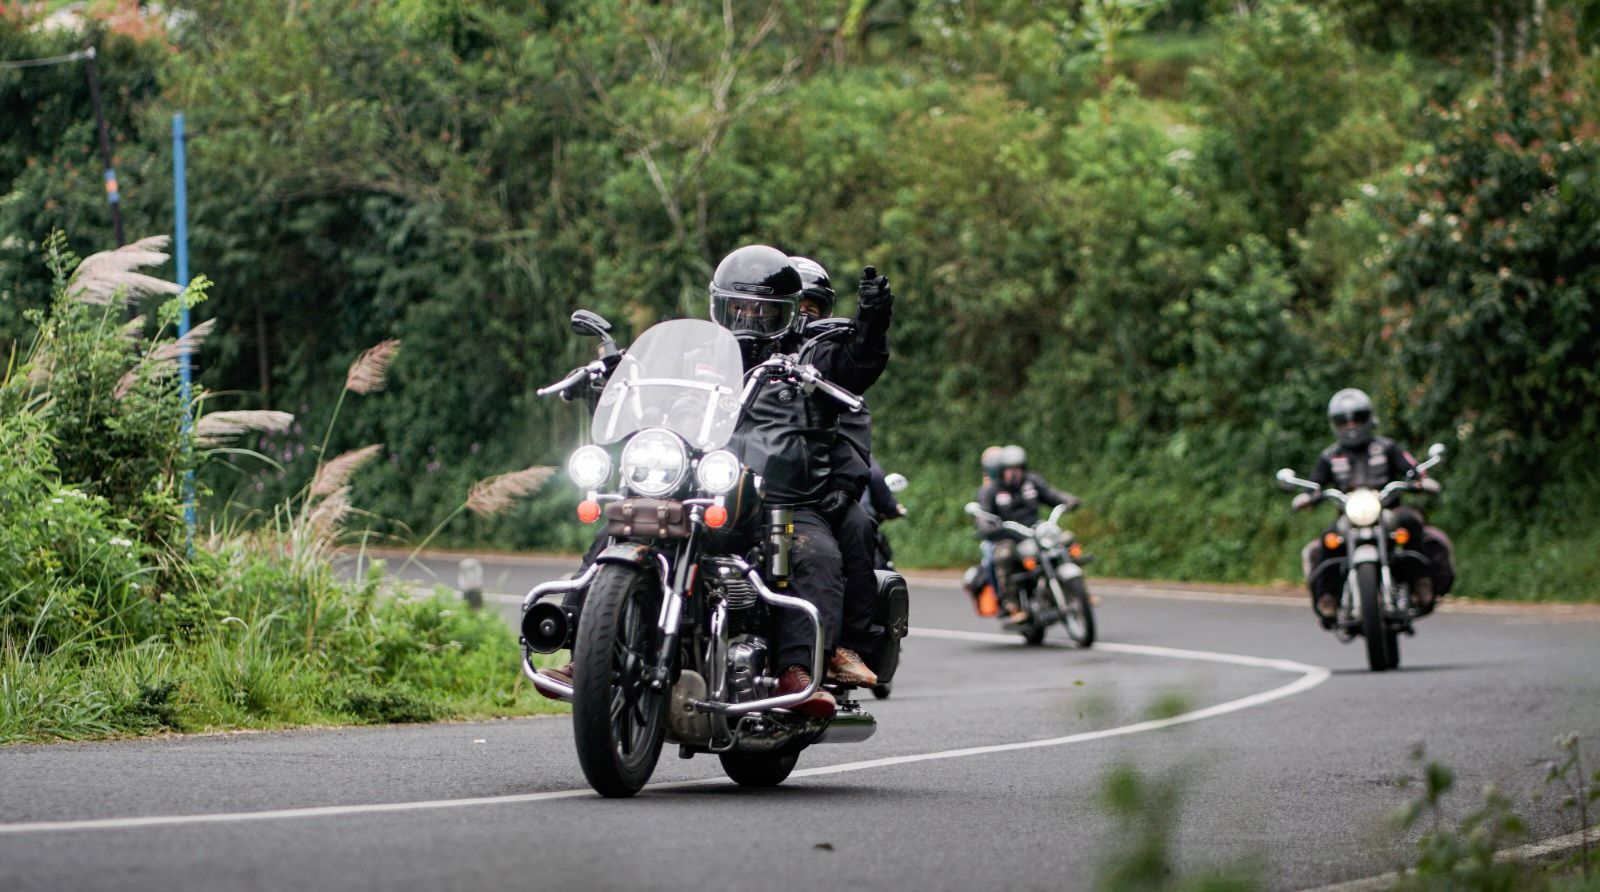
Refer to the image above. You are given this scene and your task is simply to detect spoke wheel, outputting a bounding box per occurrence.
[1055,576,1096,648]
[572,564,668,797]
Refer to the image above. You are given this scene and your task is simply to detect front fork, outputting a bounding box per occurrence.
[647,533,697,693]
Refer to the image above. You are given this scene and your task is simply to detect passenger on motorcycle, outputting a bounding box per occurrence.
[715,245,892,718]
[1293,388,1456,625]
[787,255,891,689]
[974,445,1080,622]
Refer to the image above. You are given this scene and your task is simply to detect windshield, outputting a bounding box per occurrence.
[593,319,743,450]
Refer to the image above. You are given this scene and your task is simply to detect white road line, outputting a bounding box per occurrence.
[0,630,1329,836]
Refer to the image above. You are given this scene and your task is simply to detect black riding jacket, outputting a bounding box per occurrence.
[976,472,1076,538]
[1308,437,1419,490]
[730,306,889,506]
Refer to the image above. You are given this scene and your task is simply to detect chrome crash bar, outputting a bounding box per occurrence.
[689,556,825,717]
[518,564,599,702]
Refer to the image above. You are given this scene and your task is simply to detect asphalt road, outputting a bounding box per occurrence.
[3,553,1597,892]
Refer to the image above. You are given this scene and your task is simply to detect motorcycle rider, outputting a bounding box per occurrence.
[1292,388,1455,625]
[536,248,891,716]
[975,445,1080,622]
[713,245,893,718]
[788,255,886,688]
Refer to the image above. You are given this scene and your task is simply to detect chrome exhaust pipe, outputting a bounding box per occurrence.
[814,702,876,744]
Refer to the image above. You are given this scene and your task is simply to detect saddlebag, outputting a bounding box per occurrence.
[605,498,692,539]
[866,571,910,684]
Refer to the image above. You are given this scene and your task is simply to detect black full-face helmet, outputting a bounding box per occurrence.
[709,246,803,356]
[787,255,835,318]
[1327,388,1377,448]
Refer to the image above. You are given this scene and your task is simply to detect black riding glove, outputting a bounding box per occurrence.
[817,490,852,522]
[857,266,893,314]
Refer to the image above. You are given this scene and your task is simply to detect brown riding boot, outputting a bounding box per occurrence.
[827,647,878,687]
[775,665,837,719]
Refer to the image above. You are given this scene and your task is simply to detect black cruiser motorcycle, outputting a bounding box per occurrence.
[1274,443,1445,671]
[521,312,909,797]
[964,501,1096,648]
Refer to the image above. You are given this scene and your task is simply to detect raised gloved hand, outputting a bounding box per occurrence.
[1291,492,1317,511]
[857,265,893,313]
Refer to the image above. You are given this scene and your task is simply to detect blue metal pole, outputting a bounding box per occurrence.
[173,112,195,545]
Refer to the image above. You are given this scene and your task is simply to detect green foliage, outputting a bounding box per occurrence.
[1388,738,1600,891]
[1097,762,1263,892]
[6,1,1600,602]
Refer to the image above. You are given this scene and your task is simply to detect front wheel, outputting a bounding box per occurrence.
[719,748,800,787]
[1054,576,1096,648]
[571,564,669,797]
[1356,563,1392,672]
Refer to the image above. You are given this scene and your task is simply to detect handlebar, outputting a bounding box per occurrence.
[536,359,607,398]
[964,502,1056,539]
[1275,471,1422,507]
[741,354,863,413]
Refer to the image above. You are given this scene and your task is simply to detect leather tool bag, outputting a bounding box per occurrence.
[605,498,692,539]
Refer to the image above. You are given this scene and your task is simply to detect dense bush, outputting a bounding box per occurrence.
[3,2,1598,601]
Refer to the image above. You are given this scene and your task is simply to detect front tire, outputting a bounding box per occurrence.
[1357,563,1392,672]
[571,564,669,797]
[1055,576,1096,648]
[719,749,800,787]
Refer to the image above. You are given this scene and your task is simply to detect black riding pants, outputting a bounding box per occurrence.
[834,501,879,654]
[778,507,845,673]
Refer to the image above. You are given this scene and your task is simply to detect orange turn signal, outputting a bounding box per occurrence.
[1069,542,1083,559]
[704,505,729,529]
[1022,557,1038,571]
[1323,532,1344,551]
[1393,527,1410,546]
[577,500,602,524]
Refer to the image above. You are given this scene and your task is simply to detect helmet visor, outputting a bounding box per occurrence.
[710,291,795,339]
[1330,409,1373,428]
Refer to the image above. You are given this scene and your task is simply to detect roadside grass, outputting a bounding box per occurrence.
[0,571,566,746]
[0,235,564,746]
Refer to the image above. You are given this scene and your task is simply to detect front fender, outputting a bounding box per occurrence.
[1054,562,1084,582]
[594,541,656,569]
[1350,543,1381,565]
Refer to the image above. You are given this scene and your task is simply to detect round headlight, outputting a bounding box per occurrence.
[1345,489,1383,527]
[1035,521,1062,548]
[620,428,688,497]
[567,445,612,490]
[695,450,741,495]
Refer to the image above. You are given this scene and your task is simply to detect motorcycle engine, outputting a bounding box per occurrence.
[726,634,768,702]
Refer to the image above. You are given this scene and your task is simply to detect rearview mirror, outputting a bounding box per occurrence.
[1428,443,1446,459]
[570,309,613,338]
[1275,468,1299,491]
[884,473,908,493]
[963,501,981,517]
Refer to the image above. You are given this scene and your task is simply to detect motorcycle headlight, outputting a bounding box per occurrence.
[1035,521,1062,548]
[695,450,741,495]
[1345,489,1383,527]
[620,428,688,497]
[566,445,612,490]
